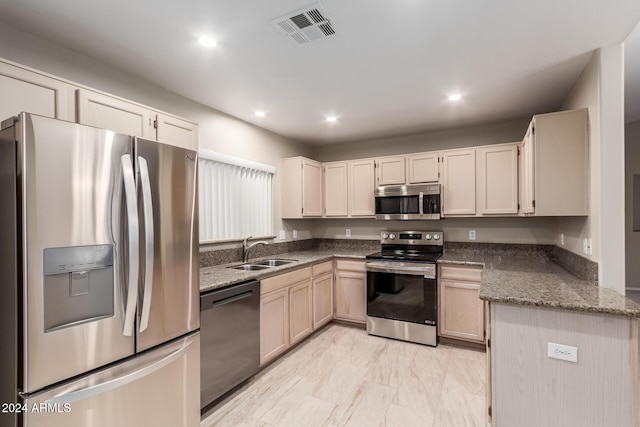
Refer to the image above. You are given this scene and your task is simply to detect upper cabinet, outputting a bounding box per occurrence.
[281,157,323,218]
[374,155,406,185]
[349,159,375,217]
[0,59,198,150]
[323,161,348,217]
[408,152,440,183]
[520,109,588,216]
[77,89,198,150]
[442,149,476,216]
[476,143,519,215]
[0,60,76,122]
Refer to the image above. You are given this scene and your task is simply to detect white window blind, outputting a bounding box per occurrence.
[198,149,274,241]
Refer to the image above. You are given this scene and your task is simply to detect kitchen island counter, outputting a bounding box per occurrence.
[438,252,640,317]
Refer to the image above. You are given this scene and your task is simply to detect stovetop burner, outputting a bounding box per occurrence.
[366,230,444,264]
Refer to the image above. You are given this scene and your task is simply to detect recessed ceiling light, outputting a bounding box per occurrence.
[448,94,462,101]
[325,116,338,122]
[198,36,217,47]
[254,111,266,117]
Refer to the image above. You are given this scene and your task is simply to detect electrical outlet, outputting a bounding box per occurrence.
[293,230,297,239]
[583,238,588,255]
[469,229,476,241]
[346,229,351,237]
[547,342,578,363]
[560,233,564,246]
[278,230,285,240]
[588,238,592,255]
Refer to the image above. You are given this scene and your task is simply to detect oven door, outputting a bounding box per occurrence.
[366,261,437,326]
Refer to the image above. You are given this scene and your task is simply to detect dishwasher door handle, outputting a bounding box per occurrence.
[209,291,254,309]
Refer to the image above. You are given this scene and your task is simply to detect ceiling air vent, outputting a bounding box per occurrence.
[270,3,336,46]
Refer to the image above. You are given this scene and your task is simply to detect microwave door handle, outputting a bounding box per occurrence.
[419,192,424,215]
[138,156,154,333]
[121,154,139,337]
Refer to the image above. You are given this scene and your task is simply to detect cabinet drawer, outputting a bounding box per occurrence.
[261,267,311,295]
[312,261,333,277]
[335,259,365,272]
[440,265,482,282]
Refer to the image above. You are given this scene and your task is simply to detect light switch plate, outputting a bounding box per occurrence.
[346,229,351,237]
[293,230,298,239]
[278,230,285,240]
[548,342,578,363]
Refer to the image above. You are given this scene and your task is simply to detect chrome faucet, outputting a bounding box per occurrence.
[243,236,269,262]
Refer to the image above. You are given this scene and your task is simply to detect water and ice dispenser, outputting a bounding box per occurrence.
[43,245,114,332]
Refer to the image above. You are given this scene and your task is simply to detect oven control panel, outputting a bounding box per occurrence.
[380,231,443,245]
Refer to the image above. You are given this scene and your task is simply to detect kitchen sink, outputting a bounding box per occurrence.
[254,259,298,266]
[229,264,272,271]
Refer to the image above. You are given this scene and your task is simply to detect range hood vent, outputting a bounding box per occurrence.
[271,3,336,45]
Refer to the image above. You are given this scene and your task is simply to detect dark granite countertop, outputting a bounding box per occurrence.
[200,249,375,293]
[438,253,640,317]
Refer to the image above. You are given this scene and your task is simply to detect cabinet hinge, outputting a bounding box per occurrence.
[532,200,536,208]
[301,208,304,215]
[488,406,492,417]
[532,126,535,135]
[152,119,158,129]
[374,162,377,168]
[517,147,520,155]
[438,172,440,178]
[517,203,520,210]
[487,338,491,349]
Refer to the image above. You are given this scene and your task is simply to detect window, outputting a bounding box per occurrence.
[198,149,274,241]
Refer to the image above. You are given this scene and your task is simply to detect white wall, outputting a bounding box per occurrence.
[626,119,640,289]
[559,51,600,261]
[308,118,559,244]
[312,118,530,162]
[0,22,313,244]
[560,45,627,293]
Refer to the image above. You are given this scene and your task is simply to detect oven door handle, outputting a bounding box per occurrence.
[366,262,435,278]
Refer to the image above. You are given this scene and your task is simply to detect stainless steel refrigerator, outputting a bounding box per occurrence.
[0,113,200,427]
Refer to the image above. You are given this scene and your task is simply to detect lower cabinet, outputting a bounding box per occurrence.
[312,261,334,329]
[334,259,367,324]
[260,288,289,365]
[438,264,485,343]
[289,280,313,345]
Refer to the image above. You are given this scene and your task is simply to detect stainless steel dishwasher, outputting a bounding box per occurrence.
[200,280,260,412]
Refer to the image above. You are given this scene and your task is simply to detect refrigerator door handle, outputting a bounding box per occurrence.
[121,154,139,337]
[138,156,154,332]
[43,339,194,406]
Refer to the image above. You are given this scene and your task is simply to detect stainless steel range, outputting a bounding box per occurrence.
[366,231,443,346]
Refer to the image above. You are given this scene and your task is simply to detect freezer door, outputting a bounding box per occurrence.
[135,138,199,351]
[18,113,136,394]
[21,333,200,427]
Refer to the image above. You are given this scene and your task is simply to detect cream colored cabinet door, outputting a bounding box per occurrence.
[408,152,440,183]
[0,61,76,121]
[312,272,334,329]
[348,159,375,217]
[156,113,198,150]
[334,268,366,324]
[323,161,348,217]
[77,89,155,138]
[520,123,535,215]
[289,279,313,345]
[442,149,476,215]
[260,288,289,365]
[302,158,323,217]
[374,156,406,185]
[477,144,519,215]
[439,265,484,343]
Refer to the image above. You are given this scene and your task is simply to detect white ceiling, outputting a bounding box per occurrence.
[0,0,639,144]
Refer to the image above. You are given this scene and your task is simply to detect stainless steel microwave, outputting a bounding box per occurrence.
[374,183,441,220]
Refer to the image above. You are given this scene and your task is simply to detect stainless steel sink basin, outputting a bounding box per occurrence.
[229,264,271,271]
[254,259,298,266]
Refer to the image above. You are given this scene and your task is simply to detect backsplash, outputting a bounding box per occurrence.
[551,246,599,282]
[199,238,379,268]
[444,242,554,258]
[200,239,599,282]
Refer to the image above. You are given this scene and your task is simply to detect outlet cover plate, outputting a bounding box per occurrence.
[469,229,476,240]
[548,342,578,363]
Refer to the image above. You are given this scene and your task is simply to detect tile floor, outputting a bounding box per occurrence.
[201,324,487,427]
